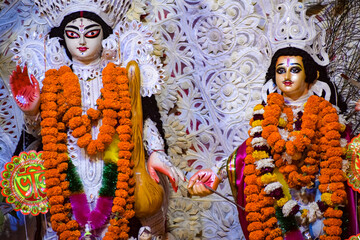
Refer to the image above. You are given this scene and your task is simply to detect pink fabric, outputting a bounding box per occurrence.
[234,142,249,240]
[284,229,304,240]
[344,125,359,236]
[346,186,359,236]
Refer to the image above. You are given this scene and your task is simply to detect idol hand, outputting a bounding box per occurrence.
[9,65,40,115]
[147,151,185,192]
[187,169,220,197]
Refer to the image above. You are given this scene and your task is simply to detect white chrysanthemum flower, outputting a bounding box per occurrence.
[338,114,348,125]
[340,138,348,148]
[254,108,265,115]
[282,152,292,164]
[308,202,322,223]
[292,105,304,117]
[264,181,282,194]
[342,159,350,173]
[282,200,298,217]
[278,128,290,140]
[255,158,274,170]
[250,126,263,136]
[251,137,268,147]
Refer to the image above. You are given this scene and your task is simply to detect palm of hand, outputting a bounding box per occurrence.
[10,65,40,115]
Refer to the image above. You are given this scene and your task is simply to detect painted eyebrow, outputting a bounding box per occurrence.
[276,63,303,67]
[84,24,101,30]
[65,25,79,30]
[65,24,100,31]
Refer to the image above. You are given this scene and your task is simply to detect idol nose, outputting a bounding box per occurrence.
[79,35,86,45]
[285,69,291,80]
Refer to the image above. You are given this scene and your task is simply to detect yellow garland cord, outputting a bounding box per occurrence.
[103,134,120,164]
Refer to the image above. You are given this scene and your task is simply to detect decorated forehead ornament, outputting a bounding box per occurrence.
[267,0,329,67]
[34,0,132,28]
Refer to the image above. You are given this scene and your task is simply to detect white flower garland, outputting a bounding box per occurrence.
[264,182,283,194]
[282,200,298,217]
[255,158,275,170]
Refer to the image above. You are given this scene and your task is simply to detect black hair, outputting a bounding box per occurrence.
[265,47,319,84]
[265,47,347,112]
[49,11,113,60]
[142,95,169,154]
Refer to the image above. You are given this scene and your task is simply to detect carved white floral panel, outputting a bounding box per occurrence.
[146,0,270,238]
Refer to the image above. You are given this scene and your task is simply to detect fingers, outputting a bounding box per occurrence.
[187,173,200,189]
[148,166,160,184]
[23,65,28,75]
[167,175,178,193]
[30,74,40,93]
[16,65,22,74]
[169,168,179,186]
[174,166,185,182]
[189,182,212,197]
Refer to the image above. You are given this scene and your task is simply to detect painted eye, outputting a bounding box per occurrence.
[276,68,285,74]
[65,30,80,39]
[85,29,101,38]
[290,67,301,73]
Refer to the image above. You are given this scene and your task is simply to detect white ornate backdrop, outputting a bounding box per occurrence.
[2,0,356,239]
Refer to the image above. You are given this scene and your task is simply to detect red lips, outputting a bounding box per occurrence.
[283,80,293,86]
[78,47,88,52]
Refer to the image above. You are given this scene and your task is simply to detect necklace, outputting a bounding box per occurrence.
[244,93,347,239]
[41,63,135,239]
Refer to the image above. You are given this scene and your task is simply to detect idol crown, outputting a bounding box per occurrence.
[35,0,132,28]
[268,0,329,66]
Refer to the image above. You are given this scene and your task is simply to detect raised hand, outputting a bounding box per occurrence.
[9,65,40,115]
[187,169,220,197]
[147,151,185,192]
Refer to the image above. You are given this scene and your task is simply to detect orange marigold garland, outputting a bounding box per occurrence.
[244,93,347,240]
[41,63,134,239]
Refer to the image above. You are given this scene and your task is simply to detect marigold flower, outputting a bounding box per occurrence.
[245,202,261,212]
[72,125,87,138]
[261,207,276,218]
[331,190,346,205]
[246,212,262,223]
[323,218,342,227]
[324,207,343,218]
[247,222,263,232]
[324,226,342,236]
[245,185,260,195]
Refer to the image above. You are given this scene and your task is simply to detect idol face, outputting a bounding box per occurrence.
[64,17,103,64]
[275,56,309,101]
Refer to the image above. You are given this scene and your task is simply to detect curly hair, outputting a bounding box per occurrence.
[49,11,113,60]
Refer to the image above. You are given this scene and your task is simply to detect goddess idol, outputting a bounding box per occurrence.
[188,1,359,239]
[9,0,184,239]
